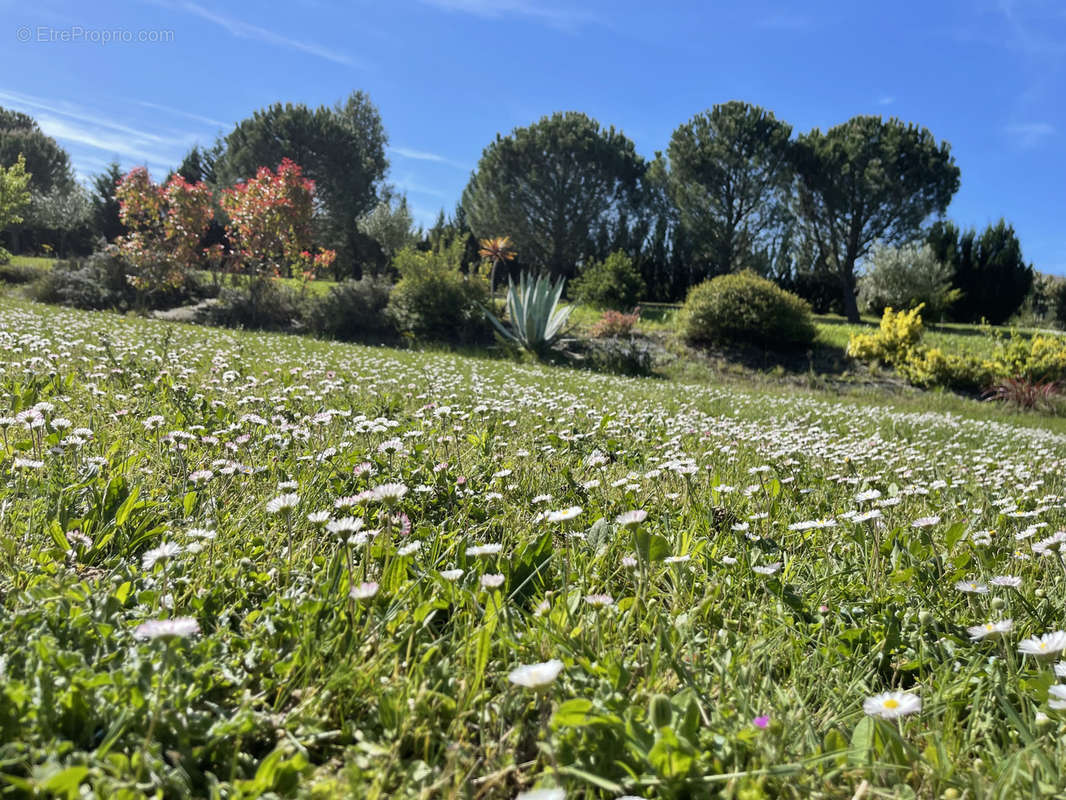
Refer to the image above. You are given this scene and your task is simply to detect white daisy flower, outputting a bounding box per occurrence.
[863,691,921,719]
[350,581,379,600]
[1019,631,1066,658]
[133,617,199,640]
[265,493,300,514]
[544,506,582,523]
[508,659,564,689]
[968,620,1013,641]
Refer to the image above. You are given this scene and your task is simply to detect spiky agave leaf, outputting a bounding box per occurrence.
[482,270,571,355]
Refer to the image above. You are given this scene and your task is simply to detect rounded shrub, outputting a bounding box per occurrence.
[678,270,815,348]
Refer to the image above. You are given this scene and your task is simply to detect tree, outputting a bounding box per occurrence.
[0,155,32,262]
[477,235,515,297]
[0,107,74,195]
[214,92,388,275]
[666,101,793,276]
[175,143,222,185]
[857,242,959,319]
[792,115,960,322]
[927,219,1033,324]
[90,162,126,243]
[357,188,417,262]
[220,159,334,280]
[0,107,76,254]
[116,167,215,299]
[461,112,646,280]
[27,183,91,258]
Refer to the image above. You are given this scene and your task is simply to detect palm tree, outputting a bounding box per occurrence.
[479,236,516,299]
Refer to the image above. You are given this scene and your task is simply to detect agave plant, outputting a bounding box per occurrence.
[485,271,573,356]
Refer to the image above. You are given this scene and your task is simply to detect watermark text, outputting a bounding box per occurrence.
[16,26,175,44]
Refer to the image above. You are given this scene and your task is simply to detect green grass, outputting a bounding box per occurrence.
[4,254,57,270]
[3,294,1066,798]
[567,303,678,334]
[194,270,340,297]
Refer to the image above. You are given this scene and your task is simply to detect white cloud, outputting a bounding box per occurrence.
[418,0,599,31]
[34,114,181,168]
[173,2,358,66]
[137,100,228,129]
[389,146,466,169]
[0,88,193,146]
[1006,122,1055,147]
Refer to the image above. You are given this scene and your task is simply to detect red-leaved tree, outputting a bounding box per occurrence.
[220,159,334,281]
[116,168,214,298]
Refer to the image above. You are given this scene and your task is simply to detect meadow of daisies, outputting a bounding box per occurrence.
[3,296,1066,800]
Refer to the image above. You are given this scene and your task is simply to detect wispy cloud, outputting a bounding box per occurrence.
[165,1,359,66]
[418,0,600,32]
[997,0,1066,59]
[0,88,193,174]
[0,88,192,146]
[137,100,228,129]
[389,146,467,170]
[876,95,896,106]
[34,114,179,168]
[1005,121,1055,147]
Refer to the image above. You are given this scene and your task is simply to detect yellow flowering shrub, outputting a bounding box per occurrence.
[848,307,1066,392]
[846,305,925,364]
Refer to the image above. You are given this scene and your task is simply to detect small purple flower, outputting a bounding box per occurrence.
[753,715,770,729]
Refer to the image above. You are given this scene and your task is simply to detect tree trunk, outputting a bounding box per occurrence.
[840,264,860,323]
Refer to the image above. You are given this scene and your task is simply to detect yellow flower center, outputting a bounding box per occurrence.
[1040,642,1048,650]
[883,699,900,709]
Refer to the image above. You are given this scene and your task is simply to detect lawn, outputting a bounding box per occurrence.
[2,295,1066,798]
[4,254,57,270]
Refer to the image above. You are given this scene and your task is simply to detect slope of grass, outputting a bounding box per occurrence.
[2,296,1066,798]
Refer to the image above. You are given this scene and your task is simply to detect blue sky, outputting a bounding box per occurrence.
[1,0,1063,272]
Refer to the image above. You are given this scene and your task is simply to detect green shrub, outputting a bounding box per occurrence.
[30,250,132,310]
[387,241,490,344]
[308,277,395,341]
[29,248,215,312]
[678,270,815,347]
[570,250,645,310]
[204,278,307,331]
